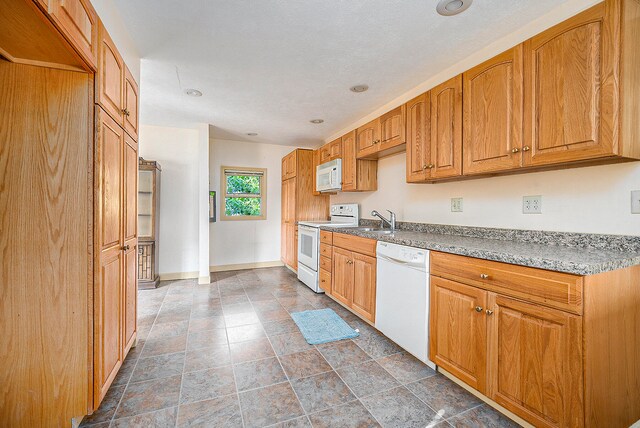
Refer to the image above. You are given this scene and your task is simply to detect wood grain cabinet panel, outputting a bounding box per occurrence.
[97,108,123,251]
[524,2,616,166]
[124,135,137,242]
[405,92,432,182]
[95,249,122,405]
[379,104,406,151]
[331,247,353,306]
[431,75,463,179]
[48,0,98,69]
[341,130,377,192]
[463,46,524,174]
[124,65,139,140]
[319,138,342,163]
[123,242,137,355]
[319,268,332,293]
[356,118,381,158]
[351,253,376,322]
[430,276,488,392]
[96,21,124,124]
[488,294,583,428]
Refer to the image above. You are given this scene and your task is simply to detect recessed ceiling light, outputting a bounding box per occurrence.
[310,119,324,124]
[184,89,202,97]
[436,0,472,16]
[350,85,369,93]
[246,132,258,136]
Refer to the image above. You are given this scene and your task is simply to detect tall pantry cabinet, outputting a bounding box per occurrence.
[0,0,139,425]
[94,20,140,407]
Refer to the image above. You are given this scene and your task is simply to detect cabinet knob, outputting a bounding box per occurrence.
[480,273,489,279]
[486,309,494,316]
[522,146,531,152]
[122,244,130,251]
[423,165,428,170]
[373,139,380,144]
[475,306,483,312]
[511,148,520,154]
[122,108,130,117]
[427,164,434,169]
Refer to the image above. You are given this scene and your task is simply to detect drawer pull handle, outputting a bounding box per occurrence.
[522,146,531,152]
[486,309,494,316]
[475,306,483,313]
[479,273,489,279]
[511,148,520,153]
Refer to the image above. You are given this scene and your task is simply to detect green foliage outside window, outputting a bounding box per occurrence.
[225,174,263,217]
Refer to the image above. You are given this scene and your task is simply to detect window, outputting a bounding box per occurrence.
[221,166,267,220]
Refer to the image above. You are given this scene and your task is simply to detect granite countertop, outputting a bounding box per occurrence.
[319,222,640,275]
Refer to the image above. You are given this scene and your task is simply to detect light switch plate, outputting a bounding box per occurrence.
[523,195,542,214]
[451,198,463,212]
[632,190,640,214]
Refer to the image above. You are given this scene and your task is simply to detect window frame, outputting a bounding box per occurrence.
[220,166,267,221]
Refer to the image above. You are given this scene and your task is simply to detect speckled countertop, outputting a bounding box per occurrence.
[319,220,640,275]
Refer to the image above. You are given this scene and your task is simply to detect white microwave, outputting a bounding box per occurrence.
[316,159,342,192]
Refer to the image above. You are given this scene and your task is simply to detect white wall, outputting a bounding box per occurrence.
[331,155,640,236]
[139,125,200,276]
[209,139,299,268]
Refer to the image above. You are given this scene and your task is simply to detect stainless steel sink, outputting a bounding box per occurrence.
[351,227,394,235]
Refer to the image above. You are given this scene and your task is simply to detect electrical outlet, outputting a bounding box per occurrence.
[523,195,542,214]
[632,190,640,214]
[451,197,463,212]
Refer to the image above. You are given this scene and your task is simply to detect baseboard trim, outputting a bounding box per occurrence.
[158,271,199,281]
[210,261,283,272]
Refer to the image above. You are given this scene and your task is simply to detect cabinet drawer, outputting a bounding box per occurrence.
[333,233,377,257]
[320,230,333,245]
[319,269,331,293]
[319,243,332,258]
[431,252,583,314]
[320,256,332,272]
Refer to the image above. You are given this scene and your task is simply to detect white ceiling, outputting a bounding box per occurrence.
[114,0,577,147]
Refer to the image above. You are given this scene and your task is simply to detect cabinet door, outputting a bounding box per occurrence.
[405,92,432,182]
[431,75,463,179]
[96,22,124,123]
[463,46,524,174]
[379,105,405,150]
[123,66,139,140]
[332,248,353,306]
[280,179,287,262]
[488,294,583,428]
[122,241,137,355]
[319,142,332,164]
[356,118,381,158]
[329,139,342,160]
[341,131,356,191]
[282,151,297,180]
[523,3,616,166]
[123,135,137,242]
[430,276,487,392]
[351,253,376,322]
[95,250,122,405]
[48,0,98,69]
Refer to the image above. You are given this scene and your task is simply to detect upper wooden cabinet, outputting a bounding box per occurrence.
[319,138,342,163]
[96,21,125,124]
[463,46,524,174]
[47,0,98,69]
[356,118,381,158]
[406,92,432,182]
[524,2,617,167]
[281,150,297,180]
[431,75,463,179]
[341,130,378,192]
[356,106,406,159]
[124,65,139,140]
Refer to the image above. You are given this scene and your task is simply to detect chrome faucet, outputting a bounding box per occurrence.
[371,210,396,231]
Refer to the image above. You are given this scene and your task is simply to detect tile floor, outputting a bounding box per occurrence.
[81,267,520,428]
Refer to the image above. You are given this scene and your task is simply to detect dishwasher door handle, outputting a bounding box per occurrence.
[378,255,411,265]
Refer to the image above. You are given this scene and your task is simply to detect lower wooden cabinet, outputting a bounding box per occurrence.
[429,276,487,392]
[429,251,640,428]
[328,235,377,323]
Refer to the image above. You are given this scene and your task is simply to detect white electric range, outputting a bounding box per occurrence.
[297,204,359,292]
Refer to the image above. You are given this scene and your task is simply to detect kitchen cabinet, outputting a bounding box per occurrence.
[341,130,378,192]
[124,65,139,140]
[430,276,487,392]
[405,92,432,182]
[430,250,640,428]
[47,0,98,69]
[524,3,615,167]
[96,21,124,124]
[356,118,381,159]
[327,234,377,322]
[319,138,342,163]
[430,75,463,179]
[379,105,406,153]
[463,46,524,174]
[280,149,329,271]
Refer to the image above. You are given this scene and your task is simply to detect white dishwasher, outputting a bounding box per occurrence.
[375,241,435,369]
